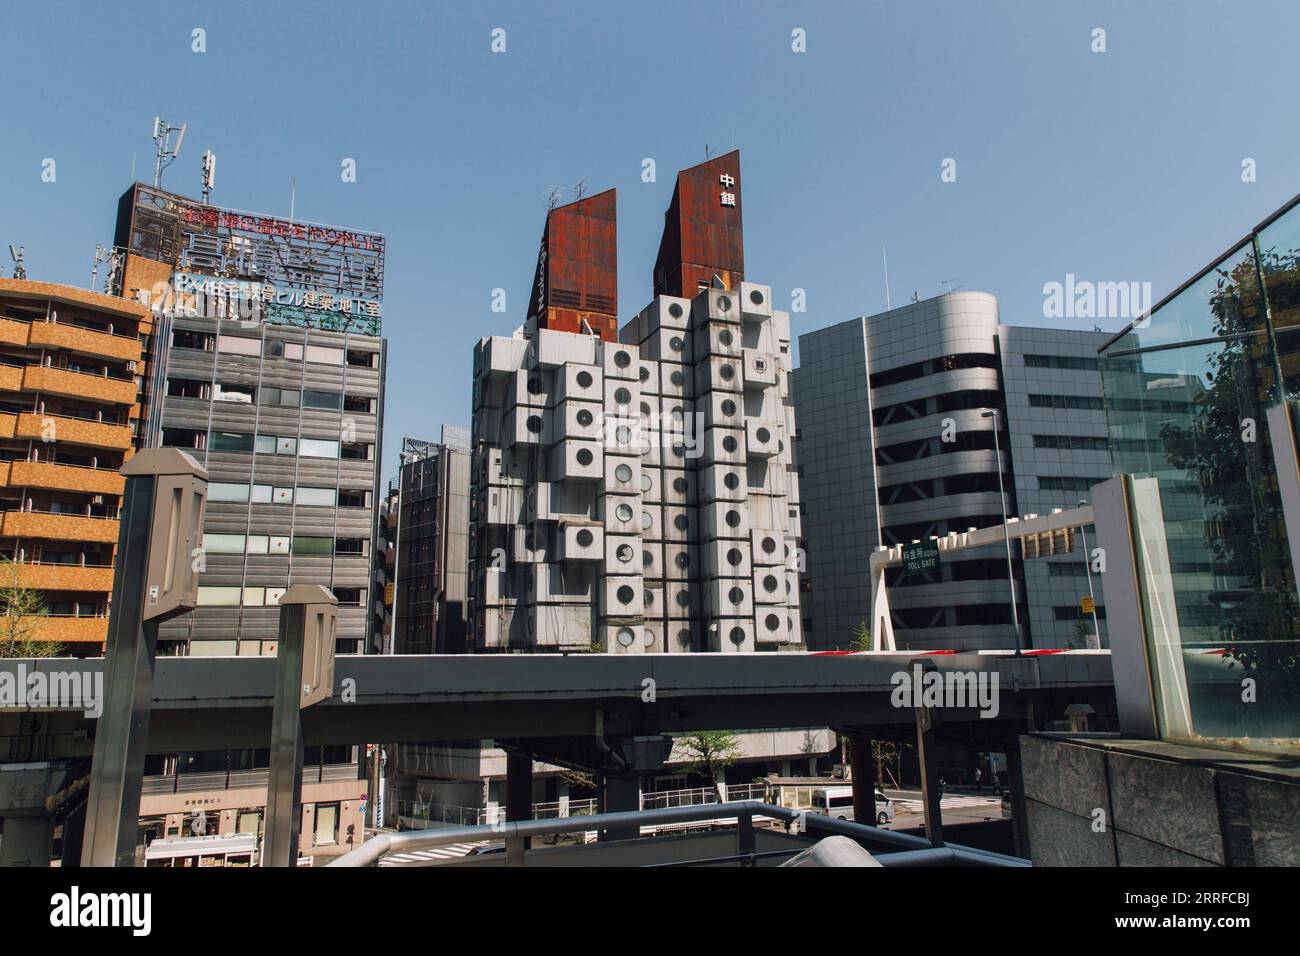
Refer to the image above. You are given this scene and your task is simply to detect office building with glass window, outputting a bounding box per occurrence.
[792,292,1111,651]
[111,183,387,655]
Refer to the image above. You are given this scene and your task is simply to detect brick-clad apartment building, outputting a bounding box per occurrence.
[0,278,151,655]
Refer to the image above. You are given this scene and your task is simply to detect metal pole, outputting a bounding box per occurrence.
[264,600,309,867]
[986,410,1022,655]
[1076,500,1101,646]
[81,474,158,867]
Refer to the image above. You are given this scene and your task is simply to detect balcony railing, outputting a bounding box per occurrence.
[0,510,120,543]
[1,459,126,496]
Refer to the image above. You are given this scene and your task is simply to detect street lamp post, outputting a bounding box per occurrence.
[981,409,1021,655]
[1076,498,1102,647]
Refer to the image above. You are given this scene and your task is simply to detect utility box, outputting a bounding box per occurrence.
[120,448,209,623]
[278,585,338,709]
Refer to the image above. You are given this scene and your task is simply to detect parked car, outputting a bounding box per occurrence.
[810,785,894,825]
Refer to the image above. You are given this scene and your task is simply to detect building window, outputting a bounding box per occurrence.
[303,389,343,410]
[300,438,341,459]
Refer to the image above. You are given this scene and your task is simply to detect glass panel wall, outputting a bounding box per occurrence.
[1100,223,1300,753]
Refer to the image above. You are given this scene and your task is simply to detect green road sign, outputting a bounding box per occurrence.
[901,539,940,576]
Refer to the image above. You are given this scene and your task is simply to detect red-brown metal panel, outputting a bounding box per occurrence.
[653,151,744,298]
[527,189,619,341]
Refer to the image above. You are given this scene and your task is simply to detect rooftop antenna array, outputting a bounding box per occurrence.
[201,150,216,204]
[940,278,962,294]
[91,244,112,291]
[572,178,588,201]
[8,246,26,281]
[151,116,187,189]
[545,185,565,211]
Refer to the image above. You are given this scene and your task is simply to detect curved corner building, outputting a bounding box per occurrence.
[793,291,1112,651]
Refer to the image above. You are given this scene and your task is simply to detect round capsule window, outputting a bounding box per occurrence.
[719,364,735,381]
[639,366,650,383]
[672,476,688,493]
[644,590,654,608]
[526,415,543,434]
[576,448,594,466]
[617,627,635,647]
[616,543,634,563]
[576,529,594,548]
[749,289,765,306]
[643,549,653,568]
[677,628,691,647]
[721,399,736,416]
[527,376,544,395]
[669,336,684,352]
[726,548,743,567]
[614,350,631,368]
[641,511,654,530]
[616,503,634,522]
[719,329,734,347]
[576,370,593,388]
[641,473,653,492]
[576,408,594,427]
[765,613,781,631]
[671,370,685,386]
[723,472,740,490]
[756,426,771,443]
[725,510,741,527]
[761,536,777,554]
[722,436,738,453]
[676,590,691,607]
[616,585,635,605]
[674,513,689,531]
[762,574,779,593]
[615,463,633,483]
[728,587,744,605]
[729,626,746,645]
[614,387,632,406]
[717,295,732,312]
[616,425,632,444]
[675,552,690,569]
[668,302,684,319]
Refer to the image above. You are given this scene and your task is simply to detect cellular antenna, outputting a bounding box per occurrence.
[91,244,112,291]
[9,246,26,281]
[151,117,187,188]
[201,150,216,203]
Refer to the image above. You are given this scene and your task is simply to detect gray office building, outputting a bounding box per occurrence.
[388,429,472,654]
[792,291,1110,651]
[153,317,386,654]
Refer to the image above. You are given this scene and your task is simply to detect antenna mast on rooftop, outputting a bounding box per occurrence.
[151,117,187,188]
[572,178,588,201]
[8,246,26,281]
[201,150,216,204]
[91,244,111,291]
[545,186,564,211]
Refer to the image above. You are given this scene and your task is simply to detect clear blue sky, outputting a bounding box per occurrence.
[3,0,1298,476]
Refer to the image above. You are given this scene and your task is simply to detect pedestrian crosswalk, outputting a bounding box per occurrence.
[892,795,1002,814]
[380,841,498,866]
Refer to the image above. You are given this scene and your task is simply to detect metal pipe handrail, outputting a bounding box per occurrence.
[327,800,1028,868]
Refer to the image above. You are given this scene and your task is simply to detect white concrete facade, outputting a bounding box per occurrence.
[469,284,803,652]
